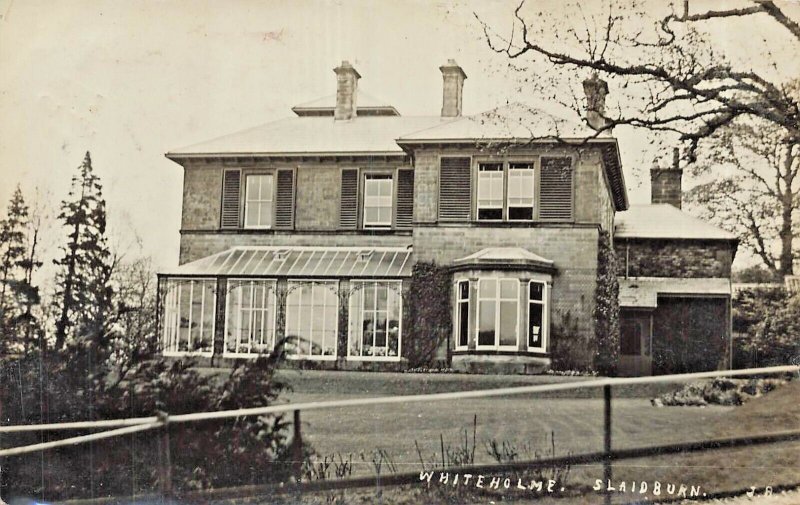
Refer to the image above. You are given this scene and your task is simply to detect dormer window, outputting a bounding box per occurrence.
[244,174,274,229]
[363,174,393,228]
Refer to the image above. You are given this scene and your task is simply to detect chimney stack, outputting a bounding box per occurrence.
[582,73,609,130]
[440,59,467,117]
[334,61,360,120]
[651,148,683,209]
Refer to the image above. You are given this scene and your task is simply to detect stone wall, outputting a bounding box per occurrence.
[178,158,410,233]
[615,238,734,278]
[412,146,616,226]
[413,225,600,368]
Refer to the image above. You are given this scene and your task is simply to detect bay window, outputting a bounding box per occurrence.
[225,279,276,357]
[528,281,547,351]
[363,174,393,228]
[285,281,338,359]
[161,278,216,355]
[349,281,402,359]
[476,278,519,350]
[244,174,274,228]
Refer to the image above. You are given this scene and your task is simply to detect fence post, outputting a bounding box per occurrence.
[157,411,172,500]
[292,409,303,485]
[603,384,612,505]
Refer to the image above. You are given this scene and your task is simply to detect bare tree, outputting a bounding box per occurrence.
[477,0,800,158]
[687,118,799,278]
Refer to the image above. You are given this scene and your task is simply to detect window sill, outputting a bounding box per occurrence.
[285,354,338,361]
[347,355,402,362]
[454,349,550,358]
[163,351,214,358]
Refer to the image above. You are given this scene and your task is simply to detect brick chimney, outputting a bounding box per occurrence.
[440,59,467,117]
[334,61,360,120]
[582,73,609,130]
[651,148,683,208]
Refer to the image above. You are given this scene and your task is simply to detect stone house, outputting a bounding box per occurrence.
[158,60,737,376]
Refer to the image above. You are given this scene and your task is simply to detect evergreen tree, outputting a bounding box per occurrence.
[0,186,30,353]
[53,152,113,351]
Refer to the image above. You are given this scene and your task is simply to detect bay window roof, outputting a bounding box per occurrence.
[160,246,414,278]
[452,247,555,273]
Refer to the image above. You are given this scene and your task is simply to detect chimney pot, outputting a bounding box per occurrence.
[334,60,361,120]
[651,149,683,209]
[582,73,609,130]
[440,59,467,117]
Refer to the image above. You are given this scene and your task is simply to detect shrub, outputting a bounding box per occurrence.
[0,346,299,500]
[732,286,800,368]
[652,377,788,407]
[550,311,593,373]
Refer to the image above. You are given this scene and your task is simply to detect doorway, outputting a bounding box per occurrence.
[619,311,653,376]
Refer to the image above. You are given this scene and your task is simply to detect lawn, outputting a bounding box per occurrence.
[197,368,799,503]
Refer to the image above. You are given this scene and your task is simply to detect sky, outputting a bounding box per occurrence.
[1,0,798,273]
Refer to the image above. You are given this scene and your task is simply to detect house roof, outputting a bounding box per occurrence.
[159,246,414,278]
[166,116,453,158]
[166,99,627,210]
[618,277,731,308]
[291,91,400,116]
[614,204,738,241]
[397,103,606,142]
[452,247,555,272]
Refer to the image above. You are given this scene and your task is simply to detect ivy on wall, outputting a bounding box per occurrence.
[593,230,620,376]
[404,261,452,368]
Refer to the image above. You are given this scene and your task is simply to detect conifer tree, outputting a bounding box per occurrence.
[0,186,30,352]
[53,152,113,350]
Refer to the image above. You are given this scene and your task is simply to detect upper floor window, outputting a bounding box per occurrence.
[244,174,274,229]
[363,174,393,228]
[477,161,535,221]
[507,163,535,220]
[476,163,504,220]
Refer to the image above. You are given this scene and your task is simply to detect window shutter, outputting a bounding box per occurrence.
[539,157,574,221]
[221,169,241,229]
[339,168,359,229]
[438,157,471,221]
[274,168,295,230]
[395,169,414,229]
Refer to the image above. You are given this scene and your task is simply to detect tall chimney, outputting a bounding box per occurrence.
[334,61,360,120]
[440,59,467,117]
[582,73,609,130]
[651,148,683,208]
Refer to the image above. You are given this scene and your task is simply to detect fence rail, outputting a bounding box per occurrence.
[1,364,798,504]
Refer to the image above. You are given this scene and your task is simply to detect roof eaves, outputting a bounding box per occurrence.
[166,150,409,161]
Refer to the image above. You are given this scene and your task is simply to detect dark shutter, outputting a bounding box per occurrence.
[339,168,359,229]
[274,168,295,230]
[220,169,241,229]
[395,169,414,229]
[438,157,471,221]
[539,157,574,221]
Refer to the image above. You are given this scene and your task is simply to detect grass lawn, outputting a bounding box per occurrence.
[267,369,799,504]
[197,368,799,503]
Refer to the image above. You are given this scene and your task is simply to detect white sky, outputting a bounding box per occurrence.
[1,0,798,271]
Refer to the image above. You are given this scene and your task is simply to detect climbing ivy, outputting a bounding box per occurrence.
[593,230,620,376]
[405,261,452,368]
